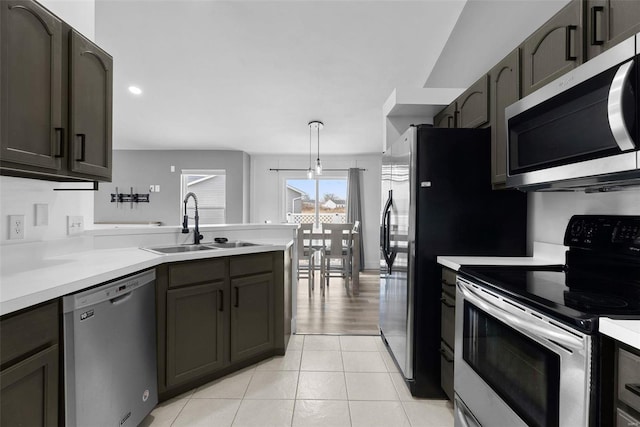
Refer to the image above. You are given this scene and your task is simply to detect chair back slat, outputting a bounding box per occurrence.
[321,223,353,255]
[297,223,314,256]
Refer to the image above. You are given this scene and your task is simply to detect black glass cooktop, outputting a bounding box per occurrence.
[458,265,640,333]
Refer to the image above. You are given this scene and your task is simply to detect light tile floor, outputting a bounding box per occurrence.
[141,335,454,427]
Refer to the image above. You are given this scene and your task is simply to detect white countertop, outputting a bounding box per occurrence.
[599,318,640,350]
[0,240,291,316]
[437,241,567,271]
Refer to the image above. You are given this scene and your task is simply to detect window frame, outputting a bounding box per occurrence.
[180,169,227,224]
[281,171,348,227]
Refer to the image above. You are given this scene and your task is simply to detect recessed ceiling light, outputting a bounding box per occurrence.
[128,86,142,95]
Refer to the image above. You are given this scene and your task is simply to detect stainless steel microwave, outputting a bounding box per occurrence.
[505,33,639,191]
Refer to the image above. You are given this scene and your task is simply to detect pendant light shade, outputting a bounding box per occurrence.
[309,120,323,176]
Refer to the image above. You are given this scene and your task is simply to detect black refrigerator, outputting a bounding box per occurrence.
[379,125,527,397]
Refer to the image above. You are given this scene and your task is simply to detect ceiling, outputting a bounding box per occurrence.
[95,0,466,155]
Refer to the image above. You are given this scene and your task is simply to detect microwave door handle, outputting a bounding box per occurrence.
[458,282,585,351]
[607,59,636,151]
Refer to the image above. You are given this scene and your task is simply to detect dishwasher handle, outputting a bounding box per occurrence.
[110,292,133,305]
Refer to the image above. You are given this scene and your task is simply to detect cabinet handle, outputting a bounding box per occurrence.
[591,6,605,45]
[453,111,460,128]
[54,128,64,158]
[218,290,223,312]
[234,287,239,308]
[565,25,578,61]
[76,134,86,161]
[440,297,455,308]
[439,347,454,363]
[626,383,640,398]
[447,116,453,128]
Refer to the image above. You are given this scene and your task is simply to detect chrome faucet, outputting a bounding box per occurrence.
[182,192,203,244]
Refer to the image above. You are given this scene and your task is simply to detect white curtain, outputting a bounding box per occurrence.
[346,168,364,270]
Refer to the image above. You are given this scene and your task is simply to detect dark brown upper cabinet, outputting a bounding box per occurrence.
[522,0,584,97]
[0,1,63,172]
[586,0,640,60]
[490,49,521,187]
[69,30,112,180]
[456,74,489,129]
[0,0,112,182]
[434,103,457,128]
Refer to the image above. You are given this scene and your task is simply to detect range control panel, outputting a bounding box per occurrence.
[564,215,640,253]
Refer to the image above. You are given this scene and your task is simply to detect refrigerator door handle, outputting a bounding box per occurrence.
[382,190,396,273]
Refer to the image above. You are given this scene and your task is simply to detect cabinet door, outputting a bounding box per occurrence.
[433,103,456,128]
[69,29,112,180]
[522,0,583,97]
[490,49,520,186]
[0,0,63,171]
[586,0,640,60]
[1,344,58,427]
[456,75,489,129]
[166,281,226,387]
[230,273,275,363]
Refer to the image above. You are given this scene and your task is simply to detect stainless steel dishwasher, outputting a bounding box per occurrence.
[63,269,158,427]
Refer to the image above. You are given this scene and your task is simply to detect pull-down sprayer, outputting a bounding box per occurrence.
[182,192,203,244]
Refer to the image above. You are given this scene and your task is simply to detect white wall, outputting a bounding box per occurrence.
[251,154,382,270]
[0,0,96,245]
[0,177,94,244]
[529,191,640,245]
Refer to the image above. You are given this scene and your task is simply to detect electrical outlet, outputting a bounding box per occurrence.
[67,215,84,235]
[8,215,25,240]
[154,185,160,192]
[149,185,155,193]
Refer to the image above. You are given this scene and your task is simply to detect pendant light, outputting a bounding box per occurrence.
[307,123,314,179]
[309,120,323,176]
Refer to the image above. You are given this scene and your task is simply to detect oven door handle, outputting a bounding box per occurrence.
[458,282,585,351]
[607,59,636,152]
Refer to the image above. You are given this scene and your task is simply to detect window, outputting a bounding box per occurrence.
[285,177,347,226]
[181,169,226,224]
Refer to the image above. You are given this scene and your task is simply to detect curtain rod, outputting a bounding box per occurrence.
[269,168,367,172]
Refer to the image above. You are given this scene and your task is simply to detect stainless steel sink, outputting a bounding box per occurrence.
[209,241,260,249]
[142,244,220,254]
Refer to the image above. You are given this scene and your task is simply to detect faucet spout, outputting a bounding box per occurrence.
[182,192,203,244]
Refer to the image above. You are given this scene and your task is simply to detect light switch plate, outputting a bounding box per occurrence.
[154,185,160,192]
[67,215,84,235]
[8,215,25,240]
[35,204,48,226]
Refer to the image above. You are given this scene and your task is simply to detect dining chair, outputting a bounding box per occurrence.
[297,223,316,294]
[319,223,354,296]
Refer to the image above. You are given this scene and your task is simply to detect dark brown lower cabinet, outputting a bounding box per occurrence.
[1,345,58,427]
[440,268,457,401]
[158,251,287,400]
[230,273,275,363]
[0,300,59,427]
[166,281,227,387]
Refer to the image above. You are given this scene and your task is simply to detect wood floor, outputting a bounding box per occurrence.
[296,270,380,335]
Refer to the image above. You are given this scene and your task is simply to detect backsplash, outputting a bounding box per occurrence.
[529,189,640,245]
[0,176,94,244]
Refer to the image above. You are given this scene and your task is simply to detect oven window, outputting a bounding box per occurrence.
[463,301,560,427]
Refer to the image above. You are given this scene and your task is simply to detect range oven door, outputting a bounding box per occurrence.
[455,278,593,427]
[505,35,638,190]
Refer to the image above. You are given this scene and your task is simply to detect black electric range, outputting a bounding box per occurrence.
[459,215,640,334]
